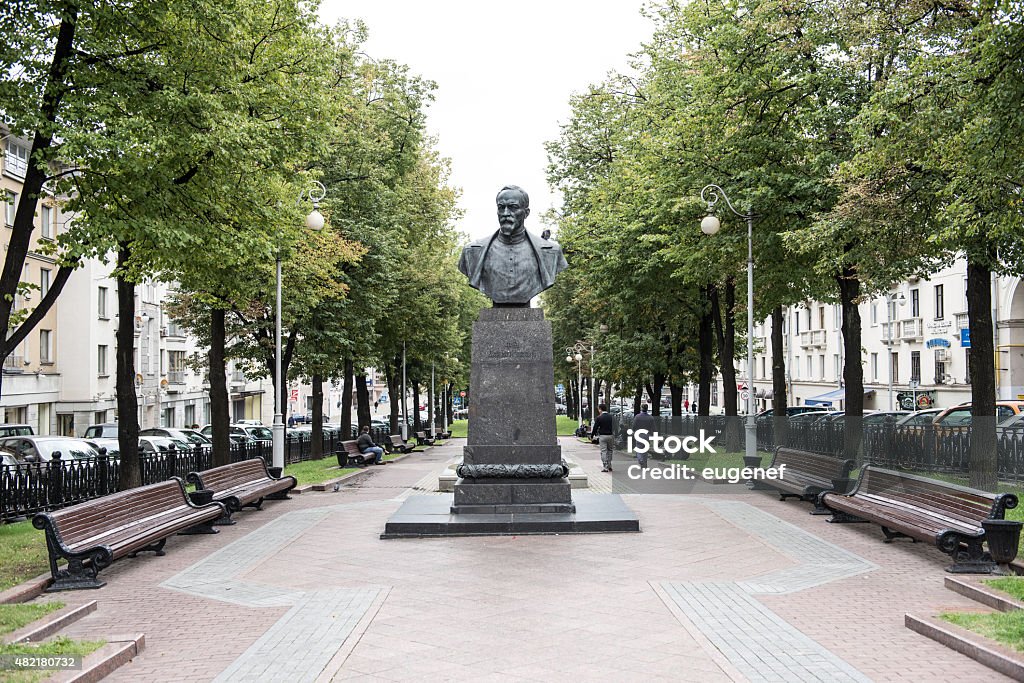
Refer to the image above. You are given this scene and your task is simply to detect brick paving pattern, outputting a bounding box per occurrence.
[37,437,1010,681]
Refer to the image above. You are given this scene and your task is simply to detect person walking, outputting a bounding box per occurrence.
[631,403,656,468]
[593,403,615,472]
[356,425,386,465]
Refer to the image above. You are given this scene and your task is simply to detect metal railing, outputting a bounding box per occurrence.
[0,425,396,522]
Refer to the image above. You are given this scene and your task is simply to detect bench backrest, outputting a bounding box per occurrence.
[389,435,406,446]
[44,479,189,547]
[856,466,1012,523]
[194,459,268,491]
[342,440,361,455]
[772,448,853,481]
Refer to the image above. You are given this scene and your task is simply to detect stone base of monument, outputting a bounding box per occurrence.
[439,457,589,492]
[451,477,574,514]
[380,491,639,538]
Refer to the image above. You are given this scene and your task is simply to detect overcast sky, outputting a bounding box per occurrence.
[318,1,654,241]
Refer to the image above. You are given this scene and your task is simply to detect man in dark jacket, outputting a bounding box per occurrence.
[356,426,385,465]
[593,403,615,472]
[631,404,657,468]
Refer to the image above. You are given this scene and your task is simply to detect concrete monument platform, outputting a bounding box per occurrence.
[381,491,640,538]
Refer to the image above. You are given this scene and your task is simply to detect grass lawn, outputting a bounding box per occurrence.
[449,417,583,439]
[942,610,1024,652]
[0,602,63,635]
[0,636,106,683]
[986,577,1024,601]
[284,458,359,486]
[0,521,50,591]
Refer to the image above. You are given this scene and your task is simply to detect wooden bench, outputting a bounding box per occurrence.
[32,478,225,591]
[186,459,296,523]
[389,435,419,454]
[415,431,435,446]
[764,447,855,506]
[338,440,380,466]
[818,466,1019,573]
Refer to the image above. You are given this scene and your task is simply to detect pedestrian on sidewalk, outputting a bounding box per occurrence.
[632,404,656,468]
[594,403,615,472]
[357,425,386,465]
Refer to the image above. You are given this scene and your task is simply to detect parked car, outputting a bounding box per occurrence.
[140,428,212,452]
[893,408,943,427]
[235,419,264,426]
[555,403,568,415]
[453,408,469,420]
[0,436,100,463]
[139,436,191,454]
[85,437,120,456]
[932,401,1024,433]
[0,424,34,438]
[83,423,119,439]
[0,451,18,467]
[756,406,830,422]
[788,411,837,425]
[201,424,271,442]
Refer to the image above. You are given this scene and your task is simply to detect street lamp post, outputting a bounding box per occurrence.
[273,180,326,472]
[565,341,595,427]
[700,184,756,466]
[886,291,907,411]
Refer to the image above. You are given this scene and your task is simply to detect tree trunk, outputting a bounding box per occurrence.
[311,373,324,458]
[967,256,997,490]
[412,380,422,432]
[386,361,400,433]
[646,373,665,416]
[209,307,230,467]
[115,246,141,489]
[771,305,789,447]
[698,286,715,417]
[838,265,864,461]
[356,372,372,433]
[669,381,683,416]
[633,386,643,414]
[340,359,353,438]
[713,280,741,450]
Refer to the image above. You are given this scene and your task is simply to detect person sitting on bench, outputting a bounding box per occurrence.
[357,426,385,464]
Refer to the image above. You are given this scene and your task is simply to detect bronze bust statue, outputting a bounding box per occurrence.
[458,186,568,306]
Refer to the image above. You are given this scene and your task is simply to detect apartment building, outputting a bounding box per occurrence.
[739,259,1024,413]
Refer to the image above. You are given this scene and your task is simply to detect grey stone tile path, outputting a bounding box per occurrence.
[46,438,1011,682]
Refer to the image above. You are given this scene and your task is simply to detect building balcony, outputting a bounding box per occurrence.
[899,318,924,340]
[799,330,827,348]
[167,370,186,385]
[2,355,25,373]
[880,322,897,344]
[955,312,969,330]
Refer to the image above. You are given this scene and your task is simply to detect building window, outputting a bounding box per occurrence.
[794,308,800,335]
[162,407,174,428]
[935,284,944,319]
[5,191,17,226]
[39,329,52,363]
[935,354,947,384]
[891,352,899,384]
[711,381,719,406]
[184,404,195,427]
[819,354,826,380]
[97,287,108,318]
[40,205,52,239]
[94,410,106,425]
[870,300,878,325]
[834,354,841,380]
[4,140,29,179]
[760,356,766,380]
[911,289,920,318]
[833,305,841,330]
[807,356,812,377]
[57,414,74,437]
[168,350,186,383]
[805,308,811,330]
[871,353,879,382]
[818,307,825,330]
[39,268,50,298]
[910,351,921,383]
[97,345,108,375]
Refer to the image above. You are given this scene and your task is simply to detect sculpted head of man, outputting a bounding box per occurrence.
[496,185,530,237]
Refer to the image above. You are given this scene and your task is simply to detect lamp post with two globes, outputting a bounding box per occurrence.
[272,181,327,472]
[699,184,757,466]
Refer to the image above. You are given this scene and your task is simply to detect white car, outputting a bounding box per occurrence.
[235,419,264,426]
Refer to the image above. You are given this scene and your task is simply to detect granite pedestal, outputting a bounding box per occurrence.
[382,306,639,537]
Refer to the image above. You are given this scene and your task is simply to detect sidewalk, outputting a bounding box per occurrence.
[40,438,1005,682]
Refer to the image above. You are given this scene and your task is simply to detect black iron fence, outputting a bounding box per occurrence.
[0,426,394,523]
[611,413,1024,485]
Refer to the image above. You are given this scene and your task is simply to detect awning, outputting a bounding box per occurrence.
[804,388,875,406]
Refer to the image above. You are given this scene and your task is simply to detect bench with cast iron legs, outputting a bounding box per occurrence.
[388,435,419,454]
[415,431,435,446]
[764,447,855,508]
[32,478,225,591]
[817,466,1019,573]
[186,458,296,524]
[339,440,382,466]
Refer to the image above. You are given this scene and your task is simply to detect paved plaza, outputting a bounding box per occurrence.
[44,438,1006,682]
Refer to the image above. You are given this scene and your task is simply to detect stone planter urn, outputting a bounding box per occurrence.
[982,519,1023,574]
